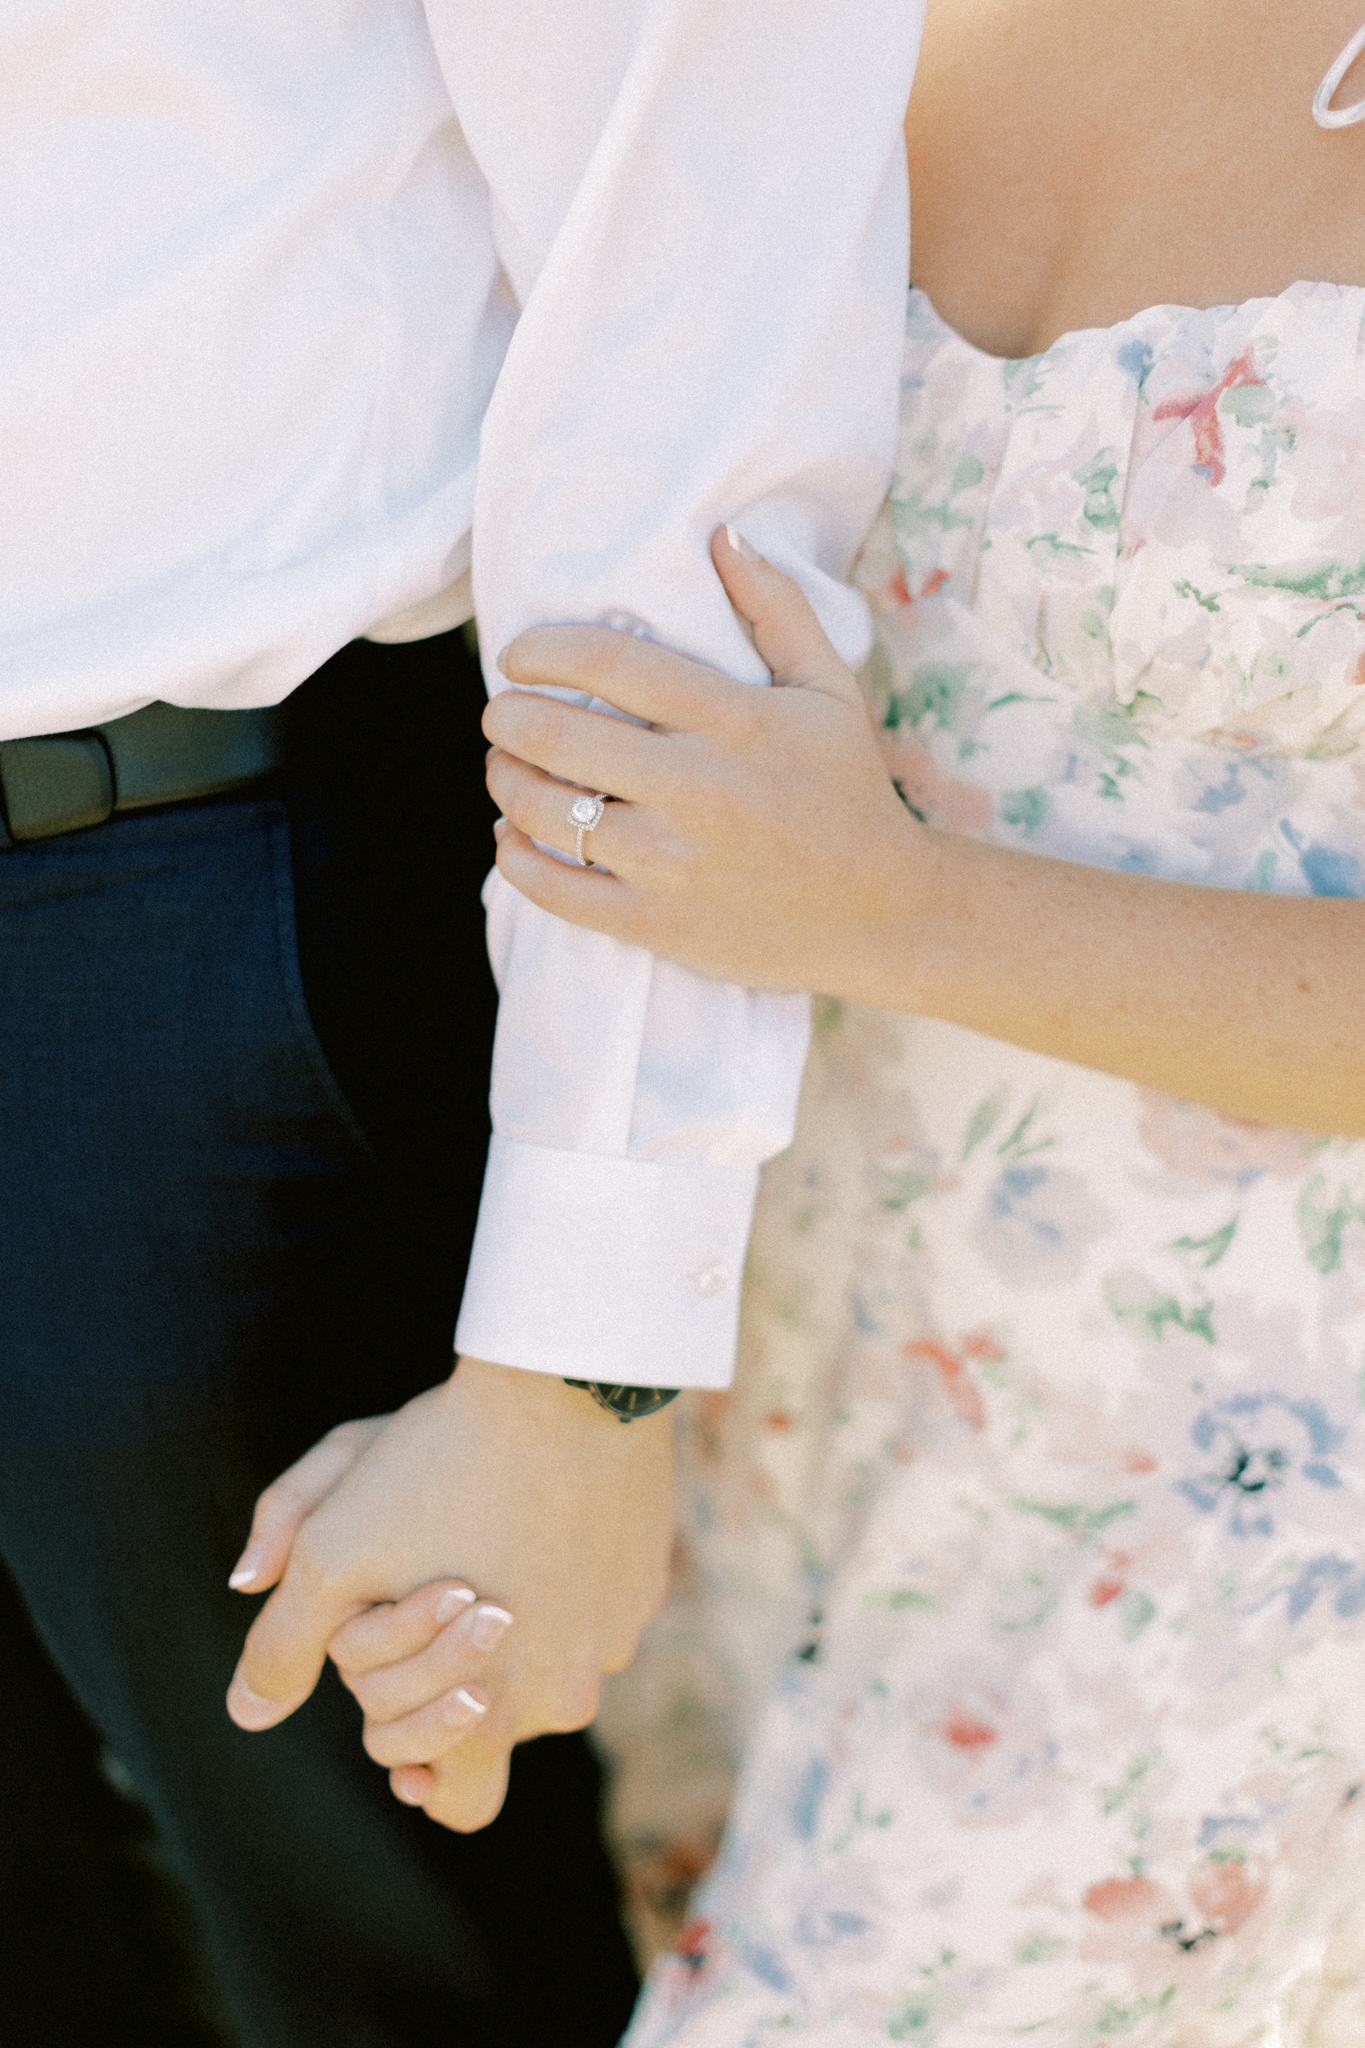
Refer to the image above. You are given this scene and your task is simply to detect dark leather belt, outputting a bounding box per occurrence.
[0,701,288,848]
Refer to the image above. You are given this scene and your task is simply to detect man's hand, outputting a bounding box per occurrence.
[226,1356,676,1831]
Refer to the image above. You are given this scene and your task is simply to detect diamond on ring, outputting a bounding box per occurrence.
[568,791,608,866]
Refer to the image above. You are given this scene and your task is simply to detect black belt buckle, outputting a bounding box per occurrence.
[0,732,114,844]
[0,702,288,848]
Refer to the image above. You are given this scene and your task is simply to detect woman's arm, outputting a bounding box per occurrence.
[484,528,1365,1139]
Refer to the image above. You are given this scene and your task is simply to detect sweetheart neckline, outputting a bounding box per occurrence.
[907,276,1365,369]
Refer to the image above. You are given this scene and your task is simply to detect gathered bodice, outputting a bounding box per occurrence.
[854,282,1365,895]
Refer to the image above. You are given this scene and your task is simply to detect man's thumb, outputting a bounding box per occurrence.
[712,525,863,702]
[227,1573,361,1731]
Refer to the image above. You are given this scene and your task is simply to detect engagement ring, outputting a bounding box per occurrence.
[568,791,608,865]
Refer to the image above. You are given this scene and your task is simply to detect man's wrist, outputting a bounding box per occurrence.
[447,1354,678,1440]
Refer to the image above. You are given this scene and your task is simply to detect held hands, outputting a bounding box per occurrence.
[225,1357,675,1830]
[483,526,930,1006]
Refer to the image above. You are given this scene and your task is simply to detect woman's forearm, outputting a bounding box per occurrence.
[483,541,1365,1139]
[878,827,1365,1136]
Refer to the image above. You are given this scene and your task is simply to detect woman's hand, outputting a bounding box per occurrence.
[485,526,1365,1138]
[483,526,928,1003]
[327,1579,516,1806]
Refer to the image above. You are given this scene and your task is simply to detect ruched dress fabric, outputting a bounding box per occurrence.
[598,283,1365,2047]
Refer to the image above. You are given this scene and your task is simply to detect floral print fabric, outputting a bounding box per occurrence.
[598,284,1365,2047]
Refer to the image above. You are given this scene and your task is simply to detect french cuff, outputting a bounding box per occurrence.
[454,1134,758,1390]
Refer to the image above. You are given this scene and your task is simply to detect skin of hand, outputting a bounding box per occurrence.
[225,1355,676,1831]
[484,526,1365,1140]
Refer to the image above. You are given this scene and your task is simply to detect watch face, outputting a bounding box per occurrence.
[564,1379,681,1420]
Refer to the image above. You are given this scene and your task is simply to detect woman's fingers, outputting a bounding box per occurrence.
[390,1763,434,1807]
[496,622,742,731]
[711,525,864,703]
[340,1598,515,1722]
[493,824,642,943]
[483,685,662,800]
[485,749,632,873]
[361,1679,492,1768]
[327,1579,477,1677]
[227,1416,389,1596]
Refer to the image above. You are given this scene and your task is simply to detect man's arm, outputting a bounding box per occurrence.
[451,0,926,1391]
[227,0,926,1826]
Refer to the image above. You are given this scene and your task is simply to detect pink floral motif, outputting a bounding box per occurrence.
[1151,346,1262,488]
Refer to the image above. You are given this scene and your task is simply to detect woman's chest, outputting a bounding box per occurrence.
[904,0,1365,359]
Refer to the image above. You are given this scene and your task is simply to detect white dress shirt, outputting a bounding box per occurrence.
[1,0,923,1389]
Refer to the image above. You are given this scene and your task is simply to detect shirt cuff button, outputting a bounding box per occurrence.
[692,1262,729,1298]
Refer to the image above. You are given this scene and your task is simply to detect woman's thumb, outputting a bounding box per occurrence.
[712,525,863,702]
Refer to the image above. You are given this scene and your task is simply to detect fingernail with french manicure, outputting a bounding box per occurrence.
[434,1586,478,1627]
[228,1671,281,1730]
[724,524,760,562]
[228,1543,264,1589]
[467,1604,514,1653]
[441,1685,489,1731]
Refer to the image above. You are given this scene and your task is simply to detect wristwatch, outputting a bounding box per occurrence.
[563,1379,681,1422]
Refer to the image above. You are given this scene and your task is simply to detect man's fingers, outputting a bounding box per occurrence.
[712,525,863,702]
[495,623,744,731]
[228,1567,366,1731]
[419,1746,515,1834]
[228,1417,388,1597]
[328,1580,477,1678]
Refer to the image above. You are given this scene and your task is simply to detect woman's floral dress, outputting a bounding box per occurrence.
[596,283,1365,2047]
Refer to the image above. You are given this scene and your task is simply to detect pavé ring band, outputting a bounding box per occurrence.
[568,790,608,865]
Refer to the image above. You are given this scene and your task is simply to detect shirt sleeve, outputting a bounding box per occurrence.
[437,0,925,1388]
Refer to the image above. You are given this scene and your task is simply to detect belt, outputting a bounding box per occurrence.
[0,701,288,848]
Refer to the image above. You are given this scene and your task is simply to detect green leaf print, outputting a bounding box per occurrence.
[1011,1497,1137,1537]
[1024,532,1093,560]
[998,786,1052,836]
[1230,556,1365,602]
[1073,450,1121,532]
[1119,1589,1156,1641]
[1072,700,1152,761]
[883,663,972,735]
[1297,1174,1365,1274]
[865,1587,939,1612]
[1098,1750,1160,1818]
[892,482,975,544]
[878,1170,934,1212]
[1105,1275,1216,1344]
[1173,578,1221,613]
[1168,1215,1239,1269]
[1088,1989,1177,2038]
[1015,1935,1067,1965]
[959,1087,1008,1163]
[1221,382,1275,428]
[995,1094,1055,1163]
